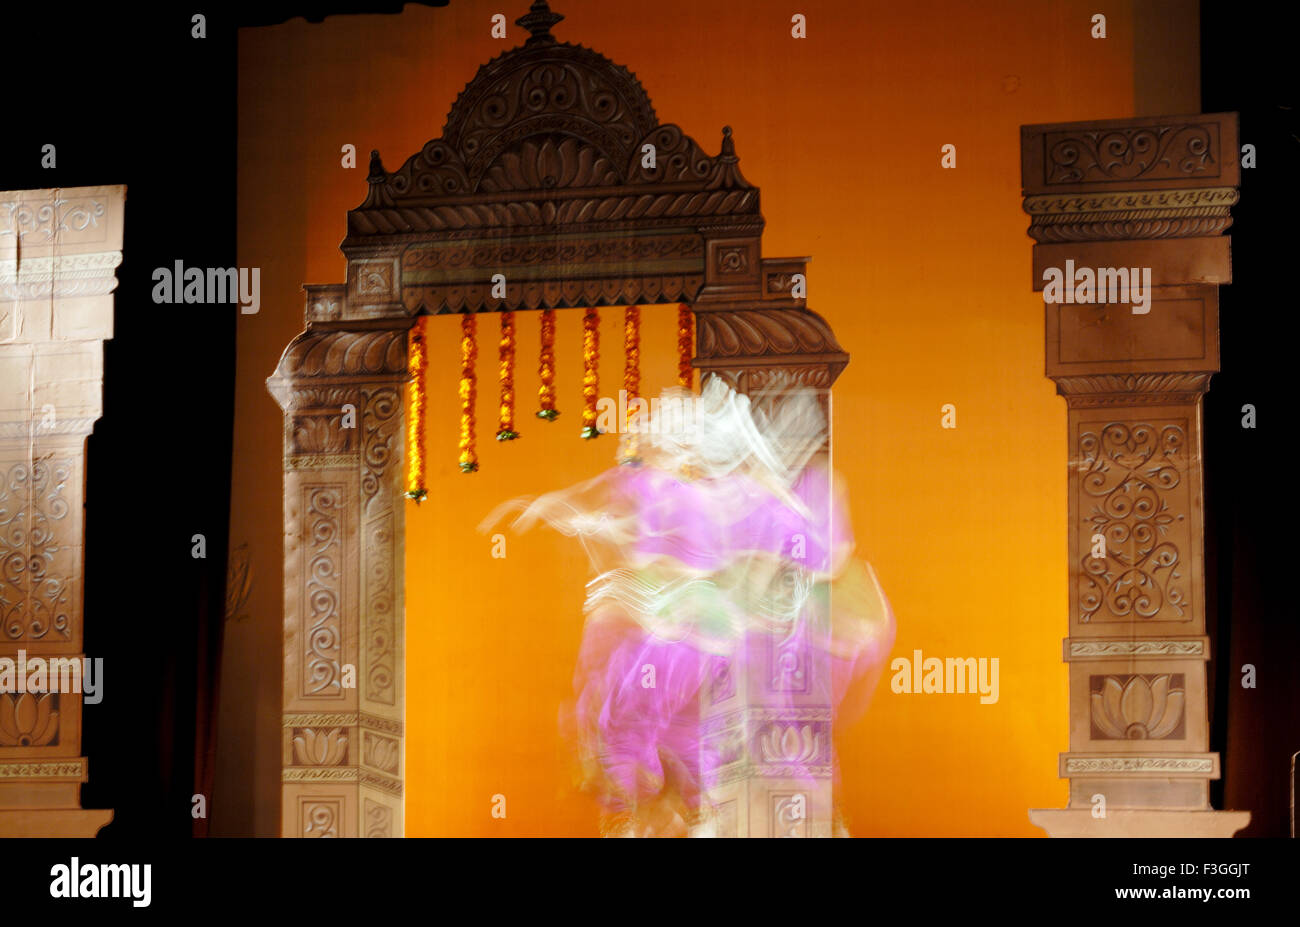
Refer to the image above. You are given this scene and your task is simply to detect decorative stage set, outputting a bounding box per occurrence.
[256,3,1250,837]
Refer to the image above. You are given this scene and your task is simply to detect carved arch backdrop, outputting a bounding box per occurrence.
[269,2,848,837]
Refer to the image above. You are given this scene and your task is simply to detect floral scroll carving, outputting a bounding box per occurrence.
[302,799,340,838]
[0,460,73,642]
[1078,422,1189,624]
[364,798,392,838]
[0,196,105,244]
[304,487,343,697]
[1044,124,1219,185]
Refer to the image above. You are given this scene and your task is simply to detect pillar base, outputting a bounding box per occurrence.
[0,808,113,838]
[1029,808,1249,838]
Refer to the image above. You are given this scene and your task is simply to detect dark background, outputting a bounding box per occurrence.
[1201,1,1300,837]
[0,1,1293,842]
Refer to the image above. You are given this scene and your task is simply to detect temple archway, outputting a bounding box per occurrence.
[269,1,847,837]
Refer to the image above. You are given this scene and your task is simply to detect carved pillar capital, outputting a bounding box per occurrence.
[268,319,411,837]
[695,305,849,393]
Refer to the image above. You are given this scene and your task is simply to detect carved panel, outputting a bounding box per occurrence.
[770,634,808,693]
[301,798,341,837]
[771,791,809,838]
[364,798,392,838]
[362,730,399,774]
[755,721,829,769]
[403,274,704,314]
[303,486,344,697]
[400,233,703,279]
[364,511,396,706]
[1042,124,1220,186]
[350,258,398,299]
[0,195,107,245]
[479,136,621,192]
[360,388,401,519]
[352,191,758,237]
[291,727,349,765]
[0,692,59,747]
[0,459,73,642]
[716,245,749,275]
[1089,674,1186,740]
[291,412,357,456]
[1077,421,1191,624]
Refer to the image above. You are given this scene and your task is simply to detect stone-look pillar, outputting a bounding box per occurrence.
[1020,115,1250,837]
[0,185,123,837]
[268,319,410,837]
[694,258,849,837]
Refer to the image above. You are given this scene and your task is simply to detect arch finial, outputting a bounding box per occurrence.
[516,1,564,45]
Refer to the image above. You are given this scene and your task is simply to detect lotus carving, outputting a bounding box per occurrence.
[759,724,821,763]
[1091,675,1184,739]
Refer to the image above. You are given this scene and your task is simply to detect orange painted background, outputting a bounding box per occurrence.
[223,0,1195,836]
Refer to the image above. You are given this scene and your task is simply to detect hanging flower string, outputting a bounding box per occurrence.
[496,310,519,441]
[404,316,428,501]
[458,311,479,473]
[580,307,601,439]
[677,305,695,389]
[620,305,641,465]
[536,308,559,421]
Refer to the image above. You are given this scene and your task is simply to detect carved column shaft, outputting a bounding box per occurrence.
[1021,114,1249,836]
[694,266,850,836]
[269,323,409,837]
[0,185,122,836]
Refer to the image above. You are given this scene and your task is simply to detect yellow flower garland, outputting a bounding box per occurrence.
[581,307,600,438]
[496,311,519,441]
[405,316,427,501]
[536,308,560,421]
[621,306,641,464]
[677,305,694,389]
[459,312,479,473]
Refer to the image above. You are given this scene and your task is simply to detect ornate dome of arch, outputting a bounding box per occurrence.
[439,4,660,188]
[359,1,757,206]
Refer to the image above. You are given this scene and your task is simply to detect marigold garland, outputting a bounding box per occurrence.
[496,311,519,441]
[620,306,641,464]
[536,309,559,421]
[677,305,695,389]
[580,307,600,439]
[458,311,479,473]
[404,316,428,501]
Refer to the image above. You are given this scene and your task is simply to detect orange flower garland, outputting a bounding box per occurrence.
[458,311,479,473]
[536,309,559,421]
[496,311,519,441]
[404,316,427,501]
[677,305,694,389]
[620,306,641,464]
[580,307,600,439]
